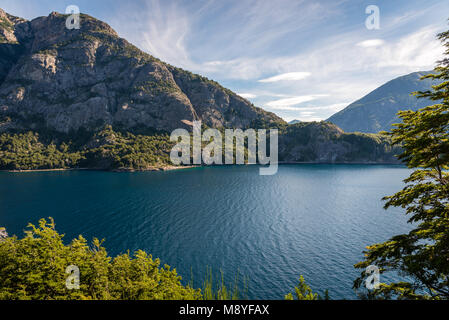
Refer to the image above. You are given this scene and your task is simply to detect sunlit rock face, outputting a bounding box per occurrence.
[0,9,283,134]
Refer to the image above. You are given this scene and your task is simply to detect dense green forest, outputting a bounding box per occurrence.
[0,126,175,171]
[0,122,400,171]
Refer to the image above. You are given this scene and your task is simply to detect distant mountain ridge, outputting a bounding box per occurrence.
[327,71,438,133]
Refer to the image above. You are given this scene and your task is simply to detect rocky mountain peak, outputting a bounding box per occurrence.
[0,8,283,134]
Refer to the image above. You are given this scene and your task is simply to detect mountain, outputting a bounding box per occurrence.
[288,119,301,124]
[327,71,438,133]
[0,9,283,134]
[0,9,400,170]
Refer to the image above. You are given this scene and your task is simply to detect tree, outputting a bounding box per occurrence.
[0,218,201,300]
[285,276,319,300]
[354,23,449,299]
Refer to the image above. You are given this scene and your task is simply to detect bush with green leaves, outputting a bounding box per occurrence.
[285,275,329,300]
[0,218,201,300]
[0,218,322,300]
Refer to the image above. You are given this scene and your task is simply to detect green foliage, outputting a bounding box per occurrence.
[0,126,175,171]
[133,80,178,96]
[354,24,449,300]
[84,125,175,170]
[200,267,248,300]
[0,227,7,240]
[0,131,84,170]
[0,219,327,300]
[279,121,399,162]
[285,276,319,300]
[0,17,14,31]
[0,218,201,300]
[0,219,322,300]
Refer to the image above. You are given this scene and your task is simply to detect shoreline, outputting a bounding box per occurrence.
[277,161,403,165]
[0,162,404,173]
[3,168,89,173]
[112,165,199,172]
[1,165,199,173]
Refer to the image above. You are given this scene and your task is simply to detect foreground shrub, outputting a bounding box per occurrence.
[0,218,201,300]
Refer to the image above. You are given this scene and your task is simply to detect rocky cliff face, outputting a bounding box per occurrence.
[0,9,283,134]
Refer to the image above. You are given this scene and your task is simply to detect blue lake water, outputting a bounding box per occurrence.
[0,165,412,299]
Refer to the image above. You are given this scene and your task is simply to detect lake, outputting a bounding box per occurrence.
[0,165,412,299]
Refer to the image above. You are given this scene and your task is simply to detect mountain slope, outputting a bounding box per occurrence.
[0,9,283,134]
[327,71,438,133]
[0,9,401,170]
[279,121,399,163]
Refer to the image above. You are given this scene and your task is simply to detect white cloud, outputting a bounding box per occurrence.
[201,24,443,83]
[258,72,311,83]
[298,103,350,112]
[290,115,322,122]
[375,26,444,68]
[298,111,315,116]
[356,39,385,47]
[100,1,447,122]
[237,93,257,99]
[109,0,195,69]
[265,95,327,109]
[263,102,348,115]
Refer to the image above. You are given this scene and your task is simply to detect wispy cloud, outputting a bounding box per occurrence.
[265,95,327,109]
[356,39,385,47]
[237,93,257,99]
[258,72,311,83]
[375,26,444,68]
[93,1,449,122]
[109,0,195,68]
[297,103,350,112]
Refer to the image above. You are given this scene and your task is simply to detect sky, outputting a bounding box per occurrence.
[2,0,449,122]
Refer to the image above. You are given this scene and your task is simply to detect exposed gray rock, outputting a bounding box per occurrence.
[0,9,283,134]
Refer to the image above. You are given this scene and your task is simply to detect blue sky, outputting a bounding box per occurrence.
[2,0,449,122]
